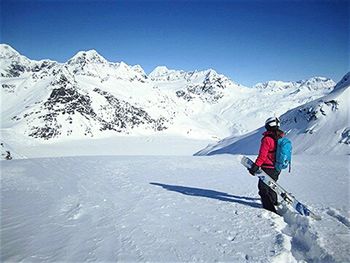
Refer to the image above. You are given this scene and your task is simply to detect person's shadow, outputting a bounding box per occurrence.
[150,182,261,209]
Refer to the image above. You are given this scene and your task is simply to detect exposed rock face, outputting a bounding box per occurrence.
[0,44,339,141]
[10,68,169,140]
[93,88,168,133]
[176,71,227,103]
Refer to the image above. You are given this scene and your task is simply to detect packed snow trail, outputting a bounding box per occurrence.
[1,155,349,262]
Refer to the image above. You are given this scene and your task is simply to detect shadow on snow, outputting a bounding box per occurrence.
[150,182,261,209]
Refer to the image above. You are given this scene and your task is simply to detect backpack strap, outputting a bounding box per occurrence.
[289,161,291,173]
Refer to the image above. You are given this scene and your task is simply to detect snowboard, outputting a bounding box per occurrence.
[241,156,321,220]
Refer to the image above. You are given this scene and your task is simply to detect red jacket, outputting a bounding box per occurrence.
[255,131,280,169]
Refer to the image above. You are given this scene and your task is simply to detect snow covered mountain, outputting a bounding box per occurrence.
[67,50,147,82]
[0,45,175,140]
[0,44,337,141]
[254,77,335,94]
[196,72,350,156]
[281,72,350,154]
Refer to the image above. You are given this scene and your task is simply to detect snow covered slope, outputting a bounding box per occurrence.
[0,45,172,140]
[1,44,336,141]
[1,155,349,262]
[0,141,25,160]
[196,72,350,156]
[254,77,334,94]
[278,72,350,154]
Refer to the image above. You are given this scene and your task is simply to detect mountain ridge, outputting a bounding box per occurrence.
[0,44,339,142]
[195,72,349,155]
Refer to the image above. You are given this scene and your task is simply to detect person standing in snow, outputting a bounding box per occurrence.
[248,117,285,214]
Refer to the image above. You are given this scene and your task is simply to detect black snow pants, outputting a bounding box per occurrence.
[258,168,280,213]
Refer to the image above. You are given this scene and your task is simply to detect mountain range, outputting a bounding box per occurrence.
[195,73,350,155]
[1,43,347,155]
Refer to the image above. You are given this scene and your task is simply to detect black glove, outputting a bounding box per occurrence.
[248,163,259,176]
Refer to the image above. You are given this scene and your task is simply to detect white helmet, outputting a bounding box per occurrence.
[265,117,280,129]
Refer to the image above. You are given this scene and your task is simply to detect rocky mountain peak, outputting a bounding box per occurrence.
[332,72,350,92]
[254,77,335,92]
[298,77,335,90]
[149,66,173,79]
[150,66,170,75]
[0,44,59,78]
[131,64,146,76]
[67,49,108,66]
[0,44,22,59]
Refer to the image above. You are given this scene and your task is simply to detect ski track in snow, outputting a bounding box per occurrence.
[326,208,350,228]
[1,155,349,262]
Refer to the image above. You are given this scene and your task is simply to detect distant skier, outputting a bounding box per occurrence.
[5,151,12,160]
[247,117,285,214]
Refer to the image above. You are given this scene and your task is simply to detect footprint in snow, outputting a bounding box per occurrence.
[60,197,84,220]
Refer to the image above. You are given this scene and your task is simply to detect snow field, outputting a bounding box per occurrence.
[1,155,349,262]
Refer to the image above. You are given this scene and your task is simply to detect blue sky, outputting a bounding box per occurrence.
[1,0,349,86]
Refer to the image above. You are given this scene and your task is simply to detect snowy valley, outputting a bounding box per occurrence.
[1,44,349,262]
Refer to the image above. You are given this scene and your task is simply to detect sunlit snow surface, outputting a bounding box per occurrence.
[1,45,349,262]
[1,155,349,262]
